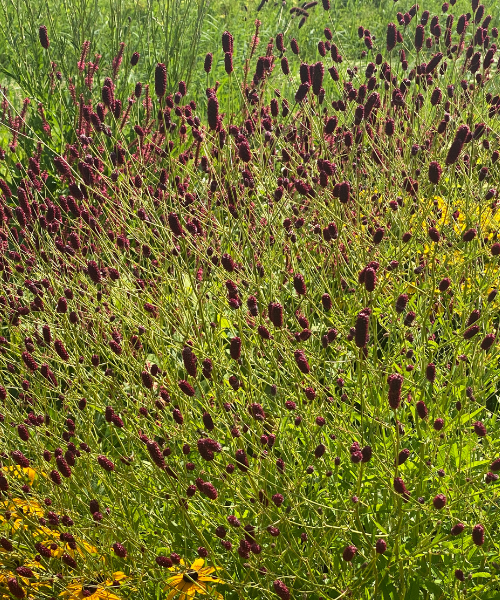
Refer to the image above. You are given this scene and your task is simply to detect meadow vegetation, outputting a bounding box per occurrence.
[0,0,500,598]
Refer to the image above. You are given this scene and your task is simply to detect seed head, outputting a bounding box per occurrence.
[473,421,487,437]
[463,228,477,242]
[354,309,370,348]
[54,340,69,361]
[416,400,428,419]
[342,544,357,561]
[312,61,324,96]
[155,63,167,98]
[156,555,173,567]
[97,455,115,472]
[204,53,213,73]
[464,325,479,339]
[235,449,249,472]
[222,31,234,54]
[202,482,218,500]
[87,260,102,284]
[49,469,61,485]
[228,515,241,527]
[224,52,233,75]
[428,227,440,243]
[295,82,310,103]
[338,181,350,203]
[207,96,219,131]
[39,25,50,49]
[361,445,372,463]
[386,23,397,51]
[294,349,310,374]
[230,336,242,360]
[387,373,403,409]
[11,450,30,468]
[269,302,283,328]
[393,477,409,494]
[182,346,198,377]
[22,351,38,372]
[433,493,447,509]
[426,363,436,383]
[398,448,410,465]
[293,273,307,296]
[113,542,127,558]
[445,127,468,165]
[273,580,290,600]
[178,380,195,397]
[472,524,485,546]
[7,578,25,599]
[395,294,408,314]
[56,456,72,478]
[451,522,464,535]
[428,161,442,184]
[364,267,376,292]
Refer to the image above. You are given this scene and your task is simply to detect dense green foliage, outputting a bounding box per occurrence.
[1,0,500,599]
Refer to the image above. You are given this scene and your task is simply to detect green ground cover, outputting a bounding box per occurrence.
[1,0,500,598]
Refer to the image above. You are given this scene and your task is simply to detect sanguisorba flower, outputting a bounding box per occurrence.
[155,63,167,98]
[164,558,223,600]
[39,25,50,49]
[59,571,127,599]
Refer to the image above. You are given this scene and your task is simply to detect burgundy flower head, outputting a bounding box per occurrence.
[178,380,195,397]
[235,449,249,472]
[273,580,290,600]
[39,25,50,49]
[155,63,167,98]
[433,493,447,509]
[342,544,357,561]
[450,522,464,536]
[197,438,222,461]
[472,524,485,546]
[294,349,310,374]
[354,308,371,348]
[387,373,403,409]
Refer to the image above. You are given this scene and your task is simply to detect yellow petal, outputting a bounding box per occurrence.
[58,585,83,599]
[165,577,183,594]
[198,567,215,576]
[99,590,121,600]
[199,577,223,584]
[78,540,98,554]
[179,582,193,593]
[190,558,205,571]
[166,589,180,600]
[179,587,197,600]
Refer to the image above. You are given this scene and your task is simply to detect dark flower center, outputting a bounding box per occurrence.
[83,575,105,594]
[183,570,199,583]
[82,582,98,594]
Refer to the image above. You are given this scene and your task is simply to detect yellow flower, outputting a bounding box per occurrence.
[0,561,49,599]
[59,572,127,599]
[0,498,44,531]
[34,527,99,559]
[165,559,223,600]
[2,466,37,486]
